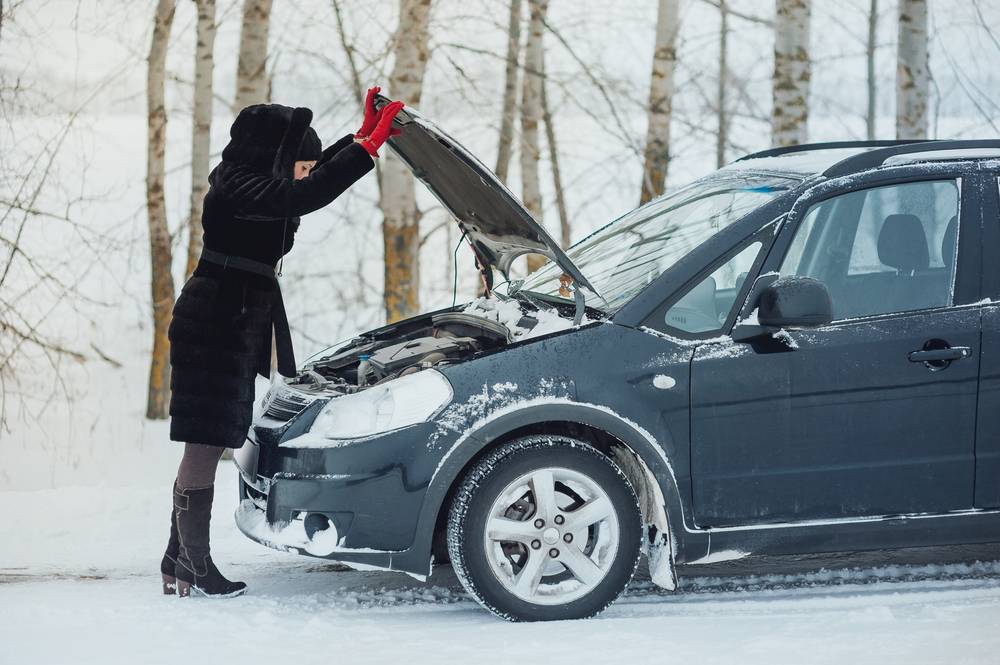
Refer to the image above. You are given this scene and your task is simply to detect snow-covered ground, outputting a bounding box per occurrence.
[3,464,999,665]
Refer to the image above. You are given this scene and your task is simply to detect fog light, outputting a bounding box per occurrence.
[303,513,340,556]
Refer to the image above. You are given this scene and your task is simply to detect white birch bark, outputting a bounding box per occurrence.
[521,0,547,272]
[771,0,811,147]
[146,0,177,419]
[866,0,878,140]
[896,0,928,139]
[234,0,272,109]
[716,0,729,168]
[185,0,216,279]
[381,0,432,322]
[640,0,680,204]
[495,0,522,184]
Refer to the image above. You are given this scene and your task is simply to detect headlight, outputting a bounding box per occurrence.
[309,370,453,439]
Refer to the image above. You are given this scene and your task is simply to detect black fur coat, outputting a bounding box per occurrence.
[168,105,373,447]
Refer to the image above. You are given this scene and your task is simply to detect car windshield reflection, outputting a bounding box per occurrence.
[521,173,799,310]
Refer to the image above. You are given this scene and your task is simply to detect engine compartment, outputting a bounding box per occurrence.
[287,311,516,397]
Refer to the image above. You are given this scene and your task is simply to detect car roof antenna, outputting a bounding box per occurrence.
[559,274,586,325]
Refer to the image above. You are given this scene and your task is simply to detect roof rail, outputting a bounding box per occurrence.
[736,140,930,163]
[823,139,1000,177]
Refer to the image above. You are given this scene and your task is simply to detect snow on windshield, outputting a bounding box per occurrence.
[521,174,796,310]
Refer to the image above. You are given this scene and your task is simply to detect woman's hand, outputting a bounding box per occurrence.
[355,86,381,138]
[356,100,404,158]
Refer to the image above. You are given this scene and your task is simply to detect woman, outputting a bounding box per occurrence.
[160,88,403,598]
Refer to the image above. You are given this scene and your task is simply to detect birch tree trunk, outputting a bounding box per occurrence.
[896,0,928,139]
[771,0,811,147]
[716,0,729,168]
[234,0,272,109]
[495,0,522,184]
[639,0,679,204]
[866,0,878,140]
[521,0,547,273]
[185,0,216,279]
[381,0,432,322]
[540,58,569,249]
[146,0,177,419]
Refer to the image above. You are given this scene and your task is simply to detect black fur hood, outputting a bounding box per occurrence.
[220,104,322,178]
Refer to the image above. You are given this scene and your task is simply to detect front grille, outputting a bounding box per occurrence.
[263,385,318,420]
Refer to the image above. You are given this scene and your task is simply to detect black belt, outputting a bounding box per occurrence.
[200,248,276,279]
[198,249,296,378]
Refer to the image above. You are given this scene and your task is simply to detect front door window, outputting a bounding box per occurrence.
[779,180,959,320]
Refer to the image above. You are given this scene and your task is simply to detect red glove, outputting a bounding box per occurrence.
[355,86,381,138]
[357,100,404,157]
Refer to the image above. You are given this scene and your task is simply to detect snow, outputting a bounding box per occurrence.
[234,499,405,564]
[687,549,752,565]
[771,329,800,349]
[652,374,677,390]
[463,296,595,340]
[3,468,1000,664]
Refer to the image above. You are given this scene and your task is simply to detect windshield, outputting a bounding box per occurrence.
[520,173,798,310]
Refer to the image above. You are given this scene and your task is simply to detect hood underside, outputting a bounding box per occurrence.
[375,95,595,293]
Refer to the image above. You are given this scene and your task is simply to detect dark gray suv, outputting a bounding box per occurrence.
[234,103,1000,621]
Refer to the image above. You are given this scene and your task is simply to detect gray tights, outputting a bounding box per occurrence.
[176,443,224,490]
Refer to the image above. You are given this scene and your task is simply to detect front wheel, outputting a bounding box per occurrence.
[447,436,642,621]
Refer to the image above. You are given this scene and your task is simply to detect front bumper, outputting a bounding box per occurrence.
[233,418,444,577]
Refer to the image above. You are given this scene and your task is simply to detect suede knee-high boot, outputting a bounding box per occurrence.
[173,484,247,598]
[160,487,180,594]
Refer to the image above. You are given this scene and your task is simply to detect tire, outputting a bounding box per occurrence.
[447,435,642,621]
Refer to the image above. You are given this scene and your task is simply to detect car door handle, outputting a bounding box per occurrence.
[907,347,971,363]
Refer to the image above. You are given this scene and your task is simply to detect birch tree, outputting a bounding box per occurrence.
[495,0,522,184]
[540,58,569,249]
[640,0,680,204]
[521,0,547,273]
[185,0,216,279]
[716,0,729,168]
[381,0,432,322]
[234,0,272,109]
[146,0,177,419]
[771,0,811,147]
[866,0,878,140]
[896,0,928,139]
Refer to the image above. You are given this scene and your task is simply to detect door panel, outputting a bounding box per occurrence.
[691,308,980,525]
[976,177,1000,508]
[976,306,1000,507]
[691,174,980,527]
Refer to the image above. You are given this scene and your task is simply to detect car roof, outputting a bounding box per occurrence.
[730,139,1000,179]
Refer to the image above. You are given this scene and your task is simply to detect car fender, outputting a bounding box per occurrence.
[415,399,694,575]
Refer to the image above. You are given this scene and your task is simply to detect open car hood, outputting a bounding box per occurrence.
[375,96,595,293]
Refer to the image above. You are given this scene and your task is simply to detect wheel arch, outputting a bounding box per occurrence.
[422,402,690,584]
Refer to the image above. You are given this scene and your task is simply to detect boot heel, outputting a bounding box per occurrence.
[162,574,177,595]
[177,579,192,598]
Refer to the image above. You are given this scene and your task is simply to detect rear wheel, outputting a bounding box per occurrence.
[447,436,642,621]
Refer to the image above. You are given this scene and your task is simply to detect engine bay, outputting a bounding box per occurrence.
[287,310,518,397]
[259,293,598,422]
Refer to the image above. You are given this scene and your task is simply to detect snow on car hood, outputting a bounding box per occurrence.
[463,296,594,340]
[375,95,596,293]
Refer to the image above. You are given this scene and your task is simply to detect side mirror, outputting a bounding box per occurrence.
[732,276,832,342]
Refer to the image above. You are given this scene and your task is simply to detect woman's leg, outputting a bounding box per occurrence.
[176,442,224,489]
[170,443,247,597]
[162,443,221,593]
